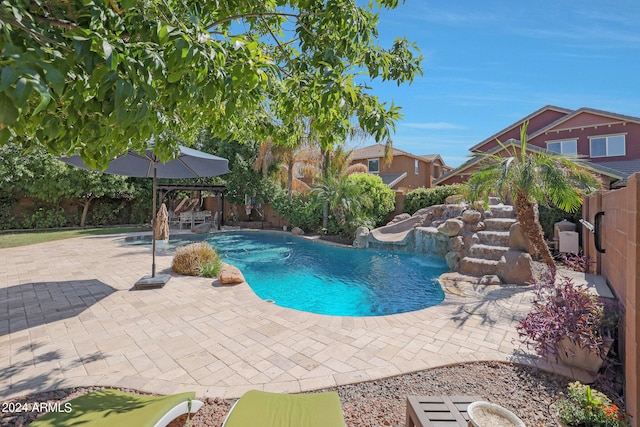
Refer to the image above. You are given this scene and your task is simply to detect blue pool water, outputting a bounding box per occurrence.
[127,231,447,316]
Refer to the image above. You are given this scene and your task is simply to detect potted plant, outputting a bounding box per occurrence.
[556,381,627,426]
[516,275,620,373]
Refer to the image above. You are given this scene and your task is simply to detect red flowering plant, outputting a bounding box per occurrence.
[556,381,628,426]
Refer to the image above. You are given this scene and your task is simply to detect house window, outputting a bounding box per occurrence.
[546,139,577,155]
[368,158,379,173]
[414,159,419,174]
[590,135,625,158]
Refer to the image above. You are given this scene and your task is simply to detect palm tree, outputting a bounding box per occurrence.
[312,172,372,232]
[466,121,601,278]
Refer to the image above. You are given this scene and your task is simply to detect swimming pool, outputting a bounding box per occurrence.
[127,231,448,316]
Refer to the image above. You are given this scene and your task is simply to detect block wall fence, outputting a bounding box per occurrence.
[583,173,640,427]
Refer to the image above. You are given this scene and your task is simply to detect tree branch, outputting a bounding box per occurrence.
[0,12,73,52]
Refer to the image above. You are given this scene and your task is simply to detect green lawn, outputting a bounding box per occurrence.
[0,227,149,248]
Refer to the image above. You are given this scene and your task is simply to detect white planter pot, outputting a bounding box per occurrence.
[467,401,525,427]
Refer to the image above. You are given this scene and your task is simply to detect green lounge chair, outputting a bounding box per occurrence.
[30,389,203,427]
[222,390,347,427]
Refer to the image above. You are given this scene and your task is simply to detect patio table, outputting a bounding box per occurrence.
[405,395,481,427]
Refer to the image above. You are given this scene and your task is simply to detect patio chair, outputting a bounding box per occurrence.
[222,390,347,427]
[30,389,203,427]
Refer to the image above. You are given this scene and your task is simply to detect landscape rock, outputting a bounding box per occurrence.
[445,251,460,269]
[461,209,482,223]
[291,227,304,235]
[353,226,370,249]
[466,221,486,232]
[219,264,245,285]
[508,222,532,252]
[437,218,464,236]
[496,251,534,285]
[390,213,411,224]
[448,236,464,251]
[192,223,211,234]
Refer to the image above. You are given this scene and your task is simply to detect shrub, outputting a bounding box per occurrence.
[516,275,615,360]
[172,242,221,277]
[347,173,395,227]
[559,251,591,272]
[23,205,72,229]
[271,192,321,232]
[556,381,628,426]
[404,184,463,214]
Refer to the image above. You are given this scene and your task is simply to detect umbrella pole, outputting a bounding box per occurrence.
[152,165,157,277]
[135,160,170,289]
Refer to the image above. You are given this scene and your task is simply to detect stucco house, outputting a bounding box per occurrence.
[436,106,640,189]
[350,144,451,194]
[347,144,451,215]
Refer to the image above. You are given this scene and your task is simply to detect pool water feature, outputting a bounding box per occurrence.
[127,231,448,316]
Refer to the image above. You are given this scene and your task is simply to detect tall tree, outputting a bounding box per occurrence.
[1,1,421,168]
[466,122,601,278]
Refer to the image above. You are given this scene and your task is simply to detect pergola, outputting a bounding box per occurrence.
[156,183,226,229]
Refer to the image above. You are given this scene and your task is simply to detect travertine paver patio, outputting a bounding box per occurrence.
[0,231,580,401]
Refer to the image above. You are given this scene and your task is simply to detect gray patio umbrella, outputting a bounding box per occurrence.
[60,145,230,289]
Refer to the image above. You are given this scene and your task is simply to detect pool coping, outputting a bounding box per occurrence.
[0,230,588,401]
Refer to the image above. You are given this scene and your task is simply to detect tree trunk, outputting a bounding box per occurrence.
[287,164,293,202]
[322,202,329,230]
[514,191,556,279]
[79,195,96,227]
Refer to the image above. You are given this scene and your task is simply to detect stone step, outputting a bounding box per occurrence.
[484,218,517,231]
[469,244,509,261]
[489,205,516,219]
[460,257,500,276]
[476,230,510,247]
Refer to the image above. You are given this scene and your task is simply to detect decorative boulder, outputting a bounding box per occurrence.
[192,223,211,234]
[437,218,464,237]
[429,205,446,218]
[461,209,482,224]
[508,222,532,252]
[389,213,411,224]
[448,236,464,251]
[291,227,304,235]
[353,226,370,249]
[219,264,245,285]
[445,251,460,269]
[496,251,533,285]
[466,221,486,232]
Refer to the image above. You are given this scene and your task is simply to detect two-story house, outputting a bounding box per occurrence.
[436,106,640,189]
[349,144,451,215]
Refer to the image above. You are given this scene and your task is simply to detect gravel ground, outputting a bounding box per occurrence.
[1,362,593,427]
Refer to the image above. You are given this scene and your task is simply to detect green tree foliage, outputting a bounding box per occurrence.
[347,173,395,227]
[466,122,601,276]
[271,190,322,232]
[0,142,135,227]
[196,130,275,206]
[1,1,422,169]
[403,184,463,214]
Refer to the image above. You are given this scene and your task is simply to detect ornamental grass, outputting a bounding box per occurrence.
[172,242,221,278]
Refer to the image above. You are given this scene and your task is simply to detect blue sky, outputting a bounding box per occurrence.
[358,0,640,167]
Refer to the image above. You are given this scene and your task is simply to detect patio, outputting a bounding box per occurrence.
[0,231,582,402]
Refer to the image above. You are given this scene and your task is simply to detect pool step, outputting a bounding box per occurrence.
[468,244,509,261]
[460,257,500,276]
